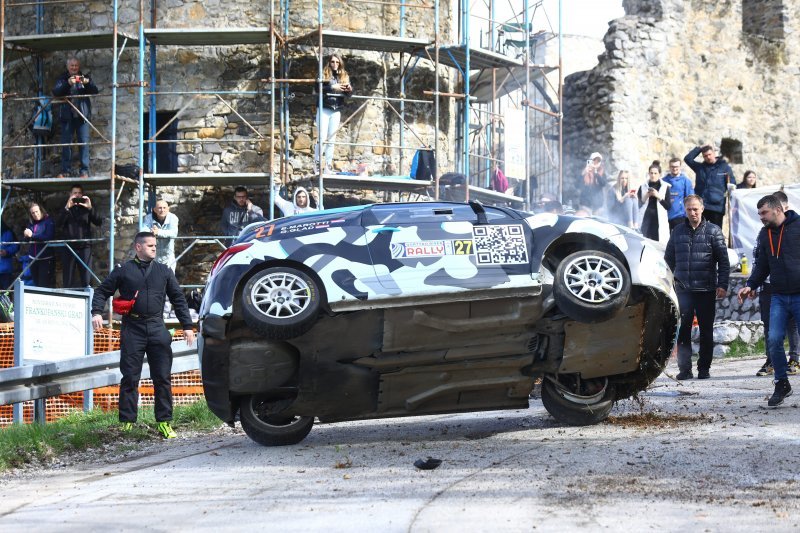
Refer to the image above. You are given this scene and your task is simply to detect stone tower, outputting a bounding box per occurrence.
[563,0,798,198]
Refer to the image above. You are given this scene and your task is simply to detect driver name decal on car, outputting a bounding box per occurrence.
[390,239,474,259]
[473,224,528,265]
[280,220,333,235]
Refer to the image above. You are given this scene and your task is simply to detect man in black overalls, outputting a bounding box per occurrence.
[91,232,196,438]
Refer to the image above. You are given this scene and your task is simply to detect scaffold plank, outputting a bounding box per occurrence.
[0,176,136,192]
[428,45,525,71]
[289,30,430,54]
[292,174,432,194]
[143,173,272,186]
[143,28,271,46]
[4,31,139,53]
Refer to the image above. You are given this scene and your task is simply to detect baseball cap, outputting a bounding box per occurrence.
[589,152,603,161]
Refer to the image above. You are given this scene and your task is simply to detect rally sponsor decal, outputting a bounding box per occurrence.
[391,239,474,259]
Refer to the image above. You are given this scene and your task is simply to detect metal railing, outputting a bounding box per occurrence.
[0,340,199,407]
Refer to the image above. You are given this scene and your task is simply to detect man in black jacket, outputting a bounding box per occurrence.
[665,195,730,380]
[739,195,800,406]
[57,183,102,288]
[684,144,736,228]
[52,57,99,178]
[91,232,196,438]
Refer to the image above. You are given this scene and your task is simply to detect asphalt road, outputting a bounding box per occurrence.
[1,356,799,532]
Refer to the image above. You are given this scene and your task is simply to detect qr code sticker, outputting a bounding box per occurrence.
[472,224,528,265]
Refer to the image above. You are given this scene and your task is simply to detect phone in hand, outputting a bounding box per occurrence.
[74,197,87,204]
[629,189,636,195]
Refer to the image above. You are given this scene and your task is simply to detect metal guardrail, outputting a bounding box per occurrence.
[0,341,199,406]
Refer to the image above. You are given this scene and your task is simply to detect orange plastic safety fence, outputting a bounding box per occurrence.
[0,326,203,427]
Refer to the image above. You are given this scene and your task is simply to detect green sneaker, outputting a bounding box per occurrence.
[120,422,134,431]
[157,421,177,439]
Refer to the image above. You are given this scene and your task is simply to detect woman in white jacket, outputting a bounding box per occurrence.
[636,162,672,244]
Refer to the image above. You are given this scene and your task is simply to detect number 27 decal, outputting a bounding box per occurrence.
[254,225,274,239]
[453,239,473,255]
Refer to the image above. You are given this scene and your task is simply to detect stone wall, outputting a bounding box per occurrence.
[563,0,799,200]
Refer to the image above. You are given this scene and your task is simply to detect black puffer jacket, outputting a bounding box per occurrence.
[91,258,193,329]
[747,210,800,294]
[664,219,730,291]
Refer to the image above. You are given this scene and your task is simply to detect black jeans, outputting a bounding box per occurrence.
[62,246,92,288]
[668,217,683,230]
[703,210,724,228]
[30,256,55,288]
[676,290,717,373]
[118,317,174,423]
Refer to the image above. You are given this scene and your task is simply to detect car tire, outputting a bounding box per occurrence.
[553,250,630,323]
[239,395,314,446]
[541,376,615,426]
[241,266,321,340]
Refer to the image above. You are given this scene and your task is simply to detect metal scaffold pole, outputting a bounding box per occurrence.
[110,0,119,275]
[138,0,146,222]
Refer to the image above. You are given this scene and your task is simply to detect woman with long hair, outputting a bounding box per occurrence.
[315,54,352,171]
[636,161,672,243]
[737,170,757,189]
[23,202,55,287]
[609,170,639,229]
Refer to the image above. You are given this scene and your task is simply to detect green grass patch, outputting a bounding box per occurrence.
[726,337,766,359]
[0,400,221,471]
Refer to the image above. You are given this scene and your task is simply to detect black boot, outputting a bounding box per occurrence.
[768,378,792,406]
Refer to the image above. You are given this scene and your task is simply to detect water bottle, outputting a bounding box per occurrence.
[740,253,749,275]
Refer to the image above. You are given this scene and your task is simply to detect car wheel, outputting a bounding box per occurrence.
[239,395,314,446]
[540,375,615,426]
[553,250,630,323]
[241,266,321,340]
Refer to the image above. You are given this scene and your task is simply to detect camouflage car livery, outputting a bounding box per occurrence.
[198,201,679,446]
[200,202,674,317]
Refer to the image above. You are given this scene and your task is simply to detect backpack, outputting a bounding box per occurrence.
[30,98,53,137]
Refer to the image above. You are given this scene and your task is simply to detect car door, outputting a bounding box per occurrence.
[362,203,533,298]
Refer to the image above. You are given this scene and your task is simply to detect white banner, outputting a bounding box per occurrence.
[21,290,90,362]
[730,184,800,266]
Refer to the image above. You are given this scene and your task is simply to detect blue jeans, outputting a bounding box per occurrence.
[60,118,90,175]
[767,293,800,380]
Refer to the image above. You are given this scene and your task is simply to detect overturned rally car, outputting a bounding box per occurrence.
[198,201,679,446]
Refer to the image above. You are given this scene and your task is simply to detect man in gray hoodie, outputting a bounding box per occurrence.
[273,185,318,217]
[221,187,264,238]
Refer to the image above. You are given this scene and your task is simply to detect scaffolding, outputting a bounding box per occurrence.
[1,0,564,288]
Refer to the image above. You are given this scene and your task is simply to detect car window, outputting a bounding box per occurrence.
[364,204,511,225]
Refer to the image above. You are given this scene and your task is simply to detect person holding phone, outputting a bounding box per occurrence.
[57,183,102,288]
[608,170,639,229]
[52,56,99,178]
[579,152,606,215]
[314,54,352,172]
[636,161,672,243]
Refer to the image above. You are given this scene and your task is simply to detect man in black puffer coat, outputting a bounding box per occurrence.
[665,194,730,380]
